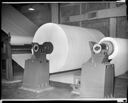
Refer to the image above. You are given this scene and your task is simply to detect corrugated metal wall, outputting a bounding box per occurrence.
[59,2,128,38]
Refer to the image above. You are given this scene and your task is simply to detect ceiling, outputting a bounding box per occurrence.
[12,3,51,27]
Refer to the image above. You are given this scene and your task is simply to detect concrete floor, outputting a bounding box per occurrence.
[1,77,128,99]
[1,65,128,99]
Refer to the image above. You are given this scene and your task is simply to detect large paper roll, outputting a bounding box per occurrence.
[99,37,128,76]
[10,35,33,45]
[12,54,32,68]
[33,23,104,73]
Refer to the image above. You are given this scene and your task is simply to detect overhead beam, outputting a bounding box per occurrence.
[68,4,126,22]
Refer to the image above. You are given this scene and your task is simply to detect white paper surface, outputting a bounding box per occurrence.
[10,35,33,45]
[99,37,128,76]
[12,54,32,68]
[33,23,104,73]
[50,71,75,84]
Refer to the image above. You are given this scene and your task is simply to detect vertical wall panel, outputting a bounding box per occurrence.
[60,4,80,17]
[82,19,109,37]
[51,3,59,23]
[60,3,80,25]
[62,22,80,26]
[116,16,128,39]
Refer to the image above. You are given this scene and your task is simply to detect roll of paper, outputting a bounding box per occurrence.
[99,37,128,76]
[12,54,32,68]
[33,23,104,73]
[10,35,33,45]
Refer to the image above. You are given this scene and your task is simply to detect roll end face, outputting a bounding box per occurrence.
[92,41,114,58]
[99,37,118,59]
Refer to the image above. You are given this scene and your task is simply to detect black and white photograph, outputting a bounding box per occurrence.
[1,0,128,102]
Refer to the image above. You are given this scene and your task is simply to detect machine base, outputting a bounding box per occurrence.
[21,57,50,93]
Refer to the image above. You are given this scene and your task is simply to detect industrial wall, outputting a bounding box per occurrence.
[11,3,127,38]
[59,2,128,38]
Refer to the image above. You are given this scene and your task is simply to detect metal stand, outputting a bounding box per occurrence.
[80,42,115,98]
[21,42,53,93]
